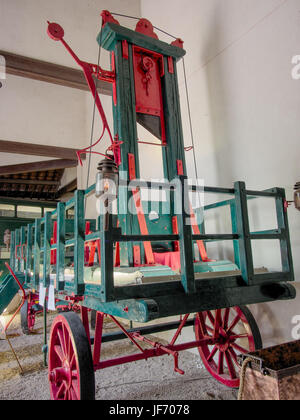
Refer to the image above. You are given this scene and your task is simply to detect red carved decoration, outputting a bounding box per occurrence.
[135,18,158,39]
[133,46,166,143]
[101,10,120,26]
[171,38,184,49]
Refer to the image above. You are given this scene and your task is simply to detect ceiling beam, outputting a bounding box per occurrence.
[0,139,85,161]
[57,178,77,197]
[0,178,60,186]
[0,159,78,176]
[1,50,112,96]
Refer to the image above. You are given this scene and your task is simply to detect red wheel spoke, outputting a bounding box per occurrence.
[227,314,240,333]
[196,312,208,336]
[206,311,215,326]
[69,353,76,369]
[231,342,249,354]
[69,386,79,401]
[63,325,70,357]
[217,351,224,375]
[224,350,237,380]
[223,308,230,329]
[54,345,64,362]
[195,306,260,389]
[57,328,67,357]
[57,382,66,400]
[213,309,222,338]
[206,325,214,334]
[64,389,69,400]
[228,348,239,367]
[207,345,218,362]
[230,333,249,340]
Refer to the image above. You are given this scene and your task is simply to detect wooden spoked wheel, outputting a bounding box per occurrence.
[195,306,262,388]
[48,312,95,400]
[20,299,36,335]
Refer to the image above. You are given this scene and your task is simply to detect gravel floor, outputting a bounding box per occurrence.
[0,312,238,401]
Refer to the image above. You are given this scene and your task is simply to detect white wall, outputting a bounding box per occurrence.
[140,0,300,346]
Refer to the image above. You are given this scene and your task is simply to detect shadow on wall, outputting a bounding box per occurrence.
[249,282,300,348]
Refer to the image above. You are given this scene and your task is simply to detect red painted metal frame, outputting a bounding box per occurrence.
[80,307,257,390]
[92,312,213,374]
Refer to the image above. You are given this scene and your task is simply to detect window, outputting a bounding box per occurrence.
[0,204,15,217]
[17,206,42,219]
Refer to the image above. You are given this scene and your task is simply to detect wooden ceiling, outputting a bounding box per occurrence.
[0,169,64,200]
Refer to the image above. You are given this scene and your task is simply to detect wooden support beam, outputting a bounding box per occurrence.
[0,159,77,176]
[0,50,112,96]
[57,178,77,197]
[0,178,60,186]
[0,139,85,161]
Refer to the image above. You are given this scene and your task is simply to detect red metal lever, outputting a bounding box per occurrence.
[47,21,120,166]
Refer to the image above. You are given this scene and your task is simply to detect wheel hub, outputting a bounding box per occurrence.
[215,327,232,352]
[49,363,73,388]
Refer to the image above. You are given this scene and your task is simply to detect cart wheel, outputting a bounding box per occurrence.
[48,312,95,400]
[20,299,35,335]
[194,306,262,388]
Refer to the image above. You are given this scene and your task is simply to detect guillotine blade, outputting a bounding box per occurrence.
[136,113,162,140]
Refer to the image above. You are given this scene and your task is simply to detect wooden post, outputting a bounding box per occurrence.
[177,176,195,294]
[234,182,254,285]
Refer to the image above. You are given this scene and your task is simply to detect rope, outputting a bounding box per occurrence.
[84,18,103,216]
[182,57,199,183]
[86,18,103,192]
[111,12,178,40]
[238,357,253,400]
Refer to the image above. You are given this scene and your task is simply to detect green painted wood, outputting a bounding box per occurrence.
[177,176,195,294]
[83,281,295,322]
[43,212,52,288]
[99,22,186,59]
[25,224,33,286]
[56,202,66,291]
[234,181,254,285]
[99,227,115,302]
[230,202,240,268]
[83,295,159,323]
[0,273,26,315]
[33,219,41,289]
[162,58,187,179]
[73,190,85,295]
[110,42,141,266]
[9,231,15,270]
[275,188,294,279]
[20,226,26,273]
[15,229,20,272]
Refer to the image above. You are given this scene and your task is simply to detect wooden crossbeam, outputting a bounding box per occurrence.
[57,178,77,197]
[0,159,77,176]
[0,178,60,186]
[0,139,85,161]
[1,50,112,95]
